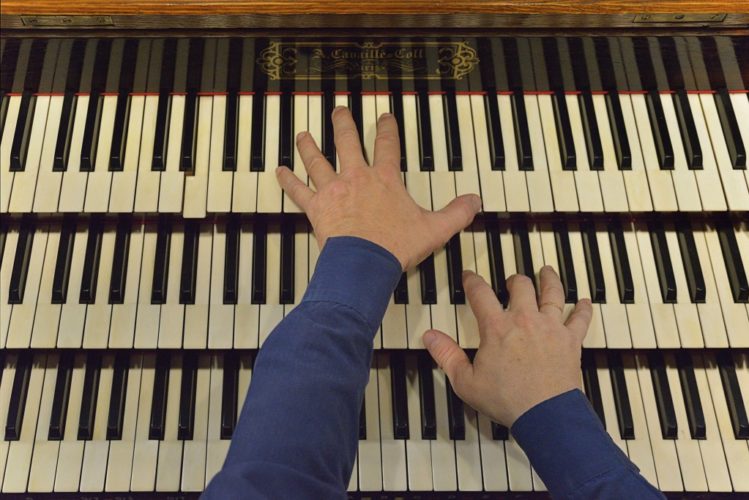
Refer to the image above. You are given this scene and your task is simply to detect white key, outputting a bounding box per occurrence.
[2,353,46,493]
[402,94,432,210]
[592,94,630,212]
[633,353,684,491]
[660,93,701,211]
[537,223,574,321]
[497,93,531,212]
[79,354,113,492]
[429,94,457,211]
[357,364,382,491]
[205,354,230,486]
[568,225,606,347]
[477,413,509,491]
[689,223,729,348]
[431,367,458,491]
[594,352,629,456]
[209,223,233,348]
[361,93,377,164]
[235,223,259,348]
[7,224,48,348]
[684,93,728,210]
[406,266,431,349]
[664,224,703,347]
[622,223,657,348]
[376,354,407,491]
[134,223,160,348]
[232,92,257,212]
[538,93,578,211]
[56,221,87,346]
[110,221,144,348]
[469,94,505,211]
[566,94,603,212]
[27,356,61,492]
[183,92,212,218]
[181,353,211,491]
[505,429,533,491]
[285,221,308,316]
[523,94,554,212]
[259,228,283,346]
[54,353,86,492]
[595,224,631,348]
[454,95,481,200]
[183,224,212,349]
[616,93,653,212]
[156,353,184,491]
[30,224,62,348]
[432,246,456,342]
[700,352,749,491]
[159,223,185,348]
[0,229,18,343]
[159,91,186,212]
[105,353,142,492]
[404,354,432,490]
[283,93,308,213]
[130,353,158,491]
[730,92,749,189]
[257,94,282,213]
[83,225,116,348]
[635,222,680,348]
[0,98,23,212]
[58,93,92,212]
[0,355,17,486]
[456,405,483,491]
[456,230,479,349]
[207,46,232,214]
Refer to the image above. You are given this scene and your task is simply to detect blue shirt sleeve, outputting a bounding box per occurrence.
[202,236,402,500]
[511,389,664,499]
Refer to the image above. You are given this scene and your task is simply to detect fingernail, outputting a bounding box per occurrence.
[378,112,393,122]
[422,330,437,349]
[333,105,347,116]
[296,131,309,141]
[275,166,285,175]
[471,195,482,212]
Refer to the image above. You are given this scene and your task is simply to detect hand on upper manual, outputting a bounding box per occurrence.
[275,106,482,271]
[423,267,593,427]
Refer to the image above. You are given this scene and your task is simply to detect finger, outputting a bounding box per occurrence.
[331,106,367,170]
[506,274,538,314]
[276,166,314,211]
[372,113,401,175]
[565,298,593,343]
[422,329,474,394]
[429,194,482,245]
[538,265,565,320]
[463,270,503,329]
[296,132,337,189]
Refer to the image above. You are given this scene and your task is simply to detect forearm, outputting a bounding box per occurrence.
[203,237,401,499]
[511,390,664,499]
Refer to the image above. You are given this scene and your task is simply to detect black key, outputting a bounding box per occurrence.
[608,220,634,304]
[9,92,35,171]
[648,220,677,304]
[417,352,436,440]
[151,220,171,304]
[5,352,32,441]
[180,222,199,305]
[608,352,635,440]
[78,352,101,440]
[358,399,366,440]
[0,39,21,133]
[552,90,576,170]
[676,351,706,440]
[579,92,603,170]
[393,272,408,305]
[716,351,749,439]
[445,234,465,304]
[279,91,294,169]
[715,89,746,169]
[107,352,129,440]
[648,351,678,439]
[484,92,505,170]
[485,221,508,305]
[0,92,7,140]
[251,221,267,304]
[8,221,34,304]
[223,218,240,305]
[416,90,434,171]
[81,39,112,172]
[511,221,535,287]
[554,222,578,304]
[152,39,177,171]
[221,352,239,440]
[178,352,197,440]
[418,254,437,305]
[49,352,74,440]
[223,38,242,172]
[582,350,606,426]
[0,222,5,269]
[446,378,465,440]
[674,90,702,169]
[716,221,748,303]
[149,352,170,440]
[79,217,103,304]
[250,91,267,171]
[389,92,407,172]
[180,39,204,172]
[605,91,632,170]
[349,90,364,161]
[390,352,409,440]
[109,39,138,171]
[109,217,131,304]
[280,221,295,304]
[511,90,533,170]
[443,90,462,170]
[491,422,509,441]
[321,88,336,167]
[54,40,85,171]
[675,220,705,303]
[645,90,675,169]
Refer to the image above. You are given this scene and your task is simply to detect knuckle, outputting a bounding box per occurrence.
[307,155,328,172]
[336,128,360,143]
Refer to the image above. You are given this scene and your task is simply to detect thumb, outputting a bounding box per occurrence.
[422,329,473,394]
[431,194,482,243]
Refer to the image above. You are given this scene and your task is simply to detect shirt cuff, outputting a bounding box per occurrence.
[511,389,638,497]
[302,236,403,331]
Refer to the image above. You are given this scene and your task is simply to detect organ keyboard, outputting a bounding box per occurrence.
[1,0,749,496]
